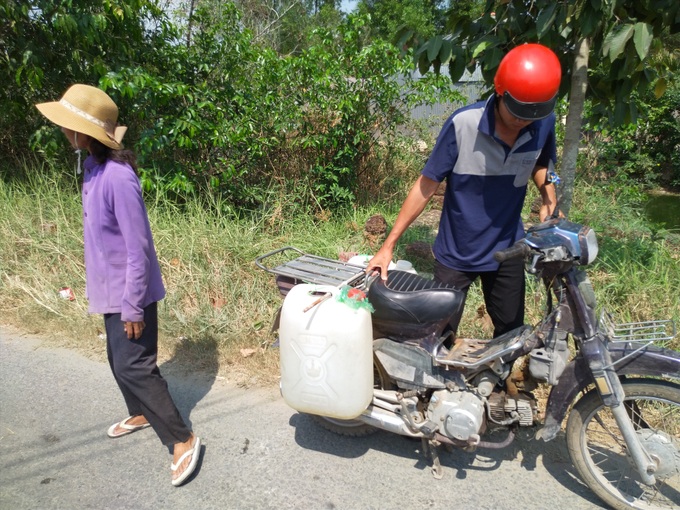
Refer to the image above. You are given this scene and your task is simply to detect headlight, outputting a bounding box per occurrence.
[525,219,599,265]
[579,226,598,265]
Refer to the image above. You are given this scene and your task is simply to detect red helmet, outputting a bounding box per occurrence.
[494,44,562,120]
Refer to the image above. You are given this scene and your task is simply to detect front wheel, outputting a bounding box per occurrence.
[566,379,680,510]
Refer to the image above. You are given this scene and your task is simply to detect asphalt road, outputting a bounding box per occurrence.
[0,327,605,510]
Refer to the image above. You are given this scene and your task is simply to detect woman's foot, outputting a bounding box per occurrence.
[171,433,201,486]
[106,415,150,438]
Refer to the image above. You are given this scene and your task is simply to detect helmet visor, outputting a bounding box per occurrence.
[503,91,557,120]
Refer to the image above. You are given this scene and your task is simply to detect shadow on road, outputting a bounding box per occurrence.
[290,413,605,508]
[159,335,220,431]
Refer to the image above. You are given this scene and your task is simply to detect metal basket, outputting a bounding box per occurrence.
[610,320,676,345]
[599,310,677,367]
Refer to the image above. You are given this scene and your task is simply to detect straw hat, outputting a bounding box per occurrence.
[35,84,127,150]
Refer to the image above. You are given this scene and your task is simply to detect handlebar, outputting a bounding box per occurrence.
[493,242,532,263]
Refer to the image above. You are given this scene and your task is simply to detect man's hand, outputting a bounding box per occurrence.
[539,204,565,222]
[124,321,145,340]
[366,247,393,281]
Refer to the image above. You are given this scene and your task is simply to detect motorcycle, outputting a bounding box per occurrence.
[255,218,680,510]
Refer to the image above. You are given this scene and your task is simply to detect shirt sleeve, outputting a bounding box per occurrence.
[104,164,152,322]
[536,117,557,168]
[422,114,459,182]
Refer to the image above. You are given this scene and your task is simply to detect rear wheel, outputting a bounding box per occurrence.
[312,354,394,437]
[311,414,377,437]
[566,379,680,509]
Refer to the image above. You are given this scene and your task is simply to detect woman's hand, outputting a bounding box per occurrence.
[124,321,146,340]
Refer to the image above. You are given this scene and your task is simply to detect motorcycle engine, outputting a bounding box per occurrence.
[487,391,536,427]
[428,389,537,442]
[427,389,485,442]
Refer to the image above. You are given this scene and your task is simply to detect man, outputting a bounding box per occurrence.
[367,43,562,338]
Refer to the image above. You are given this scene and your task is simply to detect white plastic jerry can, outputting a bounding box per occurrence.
[279,284,373,419]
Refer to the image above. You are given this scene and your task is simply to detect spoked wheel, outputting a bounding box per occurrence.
[312,354,395,437]
[566,379,680,510]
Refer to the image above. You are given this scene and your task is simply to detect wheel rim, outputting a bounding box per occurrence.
[580,393,680,509]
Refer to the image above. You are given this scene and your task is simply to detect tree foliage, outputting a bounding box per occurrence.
[583,79,680,190]
[97,9,461,208]
[411,0,679,123]
[215,0,344,55]
[356,0,448,41]
[3,1,461,211]
[0,0,173,161]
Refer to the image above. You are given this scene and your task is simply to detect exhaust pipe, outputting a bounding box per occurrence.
[357,405,423,438]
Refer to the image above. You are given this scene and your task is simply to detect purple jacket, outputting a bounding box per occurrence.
[82,155,165,322]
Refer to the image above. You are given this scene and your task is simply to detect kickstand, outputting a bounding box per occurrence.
[421,438,443,479]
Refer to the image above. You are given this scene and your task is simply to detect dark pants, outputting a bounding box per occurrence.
[433,257,525,338]
[104,302,191,446]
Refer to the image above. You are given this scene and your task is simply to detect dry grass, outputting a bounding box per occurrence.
[0,166,390,386]
[1,164,678,388]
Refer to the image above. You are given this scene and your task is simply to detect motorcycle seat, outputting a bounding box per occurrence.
[368,271,465,324]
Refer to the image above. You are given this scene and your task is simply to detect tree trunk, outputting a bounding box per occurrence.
[559,37,590,216]
[186,0,197,48]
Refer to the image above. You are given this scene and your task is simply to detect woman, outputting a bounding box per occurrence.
[35,84,200,487]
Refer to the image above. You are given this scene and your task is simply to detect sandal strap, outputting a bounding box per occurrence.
[118,416,148,431]
[171,440,198,471]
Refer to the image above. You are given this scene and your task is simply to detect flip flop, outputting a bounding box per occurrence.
[171,436,201,487]
[106,416,151,438]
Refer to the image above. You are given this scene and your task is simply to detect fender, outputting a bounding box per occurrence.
[536,344,680,441]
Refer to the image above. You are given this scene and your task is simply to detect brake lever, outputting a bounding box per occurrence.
[526,253,542,274]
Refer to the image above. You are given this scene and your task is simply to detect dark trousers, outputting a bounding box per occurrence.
[104,302,191,446]
[433,257,525,338]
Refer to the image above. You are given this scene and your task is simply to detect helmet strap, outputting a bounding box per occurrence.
[74,132,82,176]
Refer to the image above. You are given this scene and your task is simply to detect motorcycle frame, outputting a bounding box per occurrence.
[540,344,680,441]
[256,227,680,488]
[534,266,680,429]
[530,265,680,484]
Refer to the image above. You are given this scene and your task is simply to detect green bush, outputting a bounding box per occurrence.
[14,3,461,211]
[643,83,680,188]
[582,81,680,190]
[2,0,169,166]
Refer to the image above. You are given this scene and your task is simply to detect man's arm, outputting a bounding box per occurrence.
[532,166,559,221]
[367,175,440,280]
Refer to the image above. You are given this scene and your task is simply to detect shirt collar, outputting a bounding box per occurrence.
[84,154,96,170]
[478,95,496,136]
[479,94,538,139]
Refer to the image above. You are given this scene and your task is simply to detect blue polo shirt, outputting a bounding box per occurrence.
[422,95,556,271]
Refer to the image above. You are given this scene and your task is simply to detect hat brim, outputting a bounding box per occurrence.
[503,92,557,121]
[35,101,123,150]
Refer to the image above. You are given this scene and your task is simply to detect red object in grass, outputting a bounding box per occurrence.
[58,287,75,301]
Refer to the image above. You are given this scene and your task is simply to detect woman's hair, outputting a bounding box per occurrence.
[88,138,138,172]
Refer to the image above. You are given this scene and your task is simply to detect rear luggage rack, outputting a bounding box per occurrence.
[255,246,368,289]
